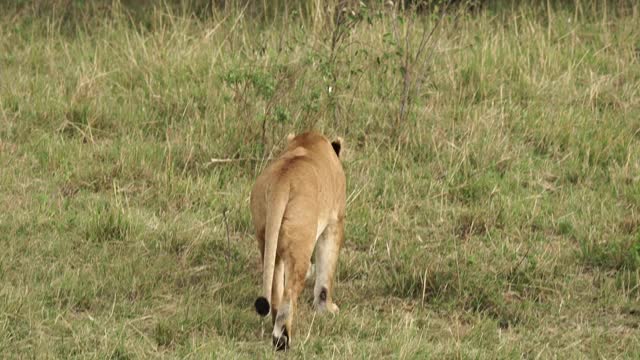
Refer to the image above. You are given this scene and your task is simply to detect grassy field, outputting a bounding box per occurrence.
[1,0,639,358]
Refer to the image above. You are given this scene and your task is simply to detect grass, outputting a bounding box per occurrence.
[1,0,640,358]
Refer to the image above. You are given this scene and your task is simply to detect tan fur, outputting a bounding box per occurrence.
[250,131,346,350]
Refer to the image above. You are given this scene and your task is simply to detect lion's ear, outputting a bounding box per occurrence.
[286,133,296,142]
[331,137,343,158]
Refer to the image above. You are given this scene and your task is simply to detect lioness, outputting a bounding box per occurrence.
[250,131,346,350]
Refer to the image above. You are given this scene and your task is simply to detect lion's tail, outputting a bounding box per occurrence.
[254,181,289,317]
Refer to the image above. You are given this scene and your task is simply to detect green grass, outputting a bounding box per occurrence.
[1,0,640,358]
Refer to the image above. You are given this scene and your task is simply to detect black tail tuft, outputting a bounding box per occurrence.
[255,297,270,316]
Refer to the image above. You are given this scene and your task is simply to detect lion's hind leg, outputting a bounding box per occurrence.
[272,225,314,351]
[313,217,344,314]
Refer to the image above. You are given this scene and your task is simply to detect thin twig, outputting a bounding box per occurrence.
[223,207,232,272]
[330,1,349,63]
[421,266,429,308]
[507,247,531,281]
[413,2,461,97]
[397,2,453,130]
[302,311,317,346]
[206,157,272,166]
